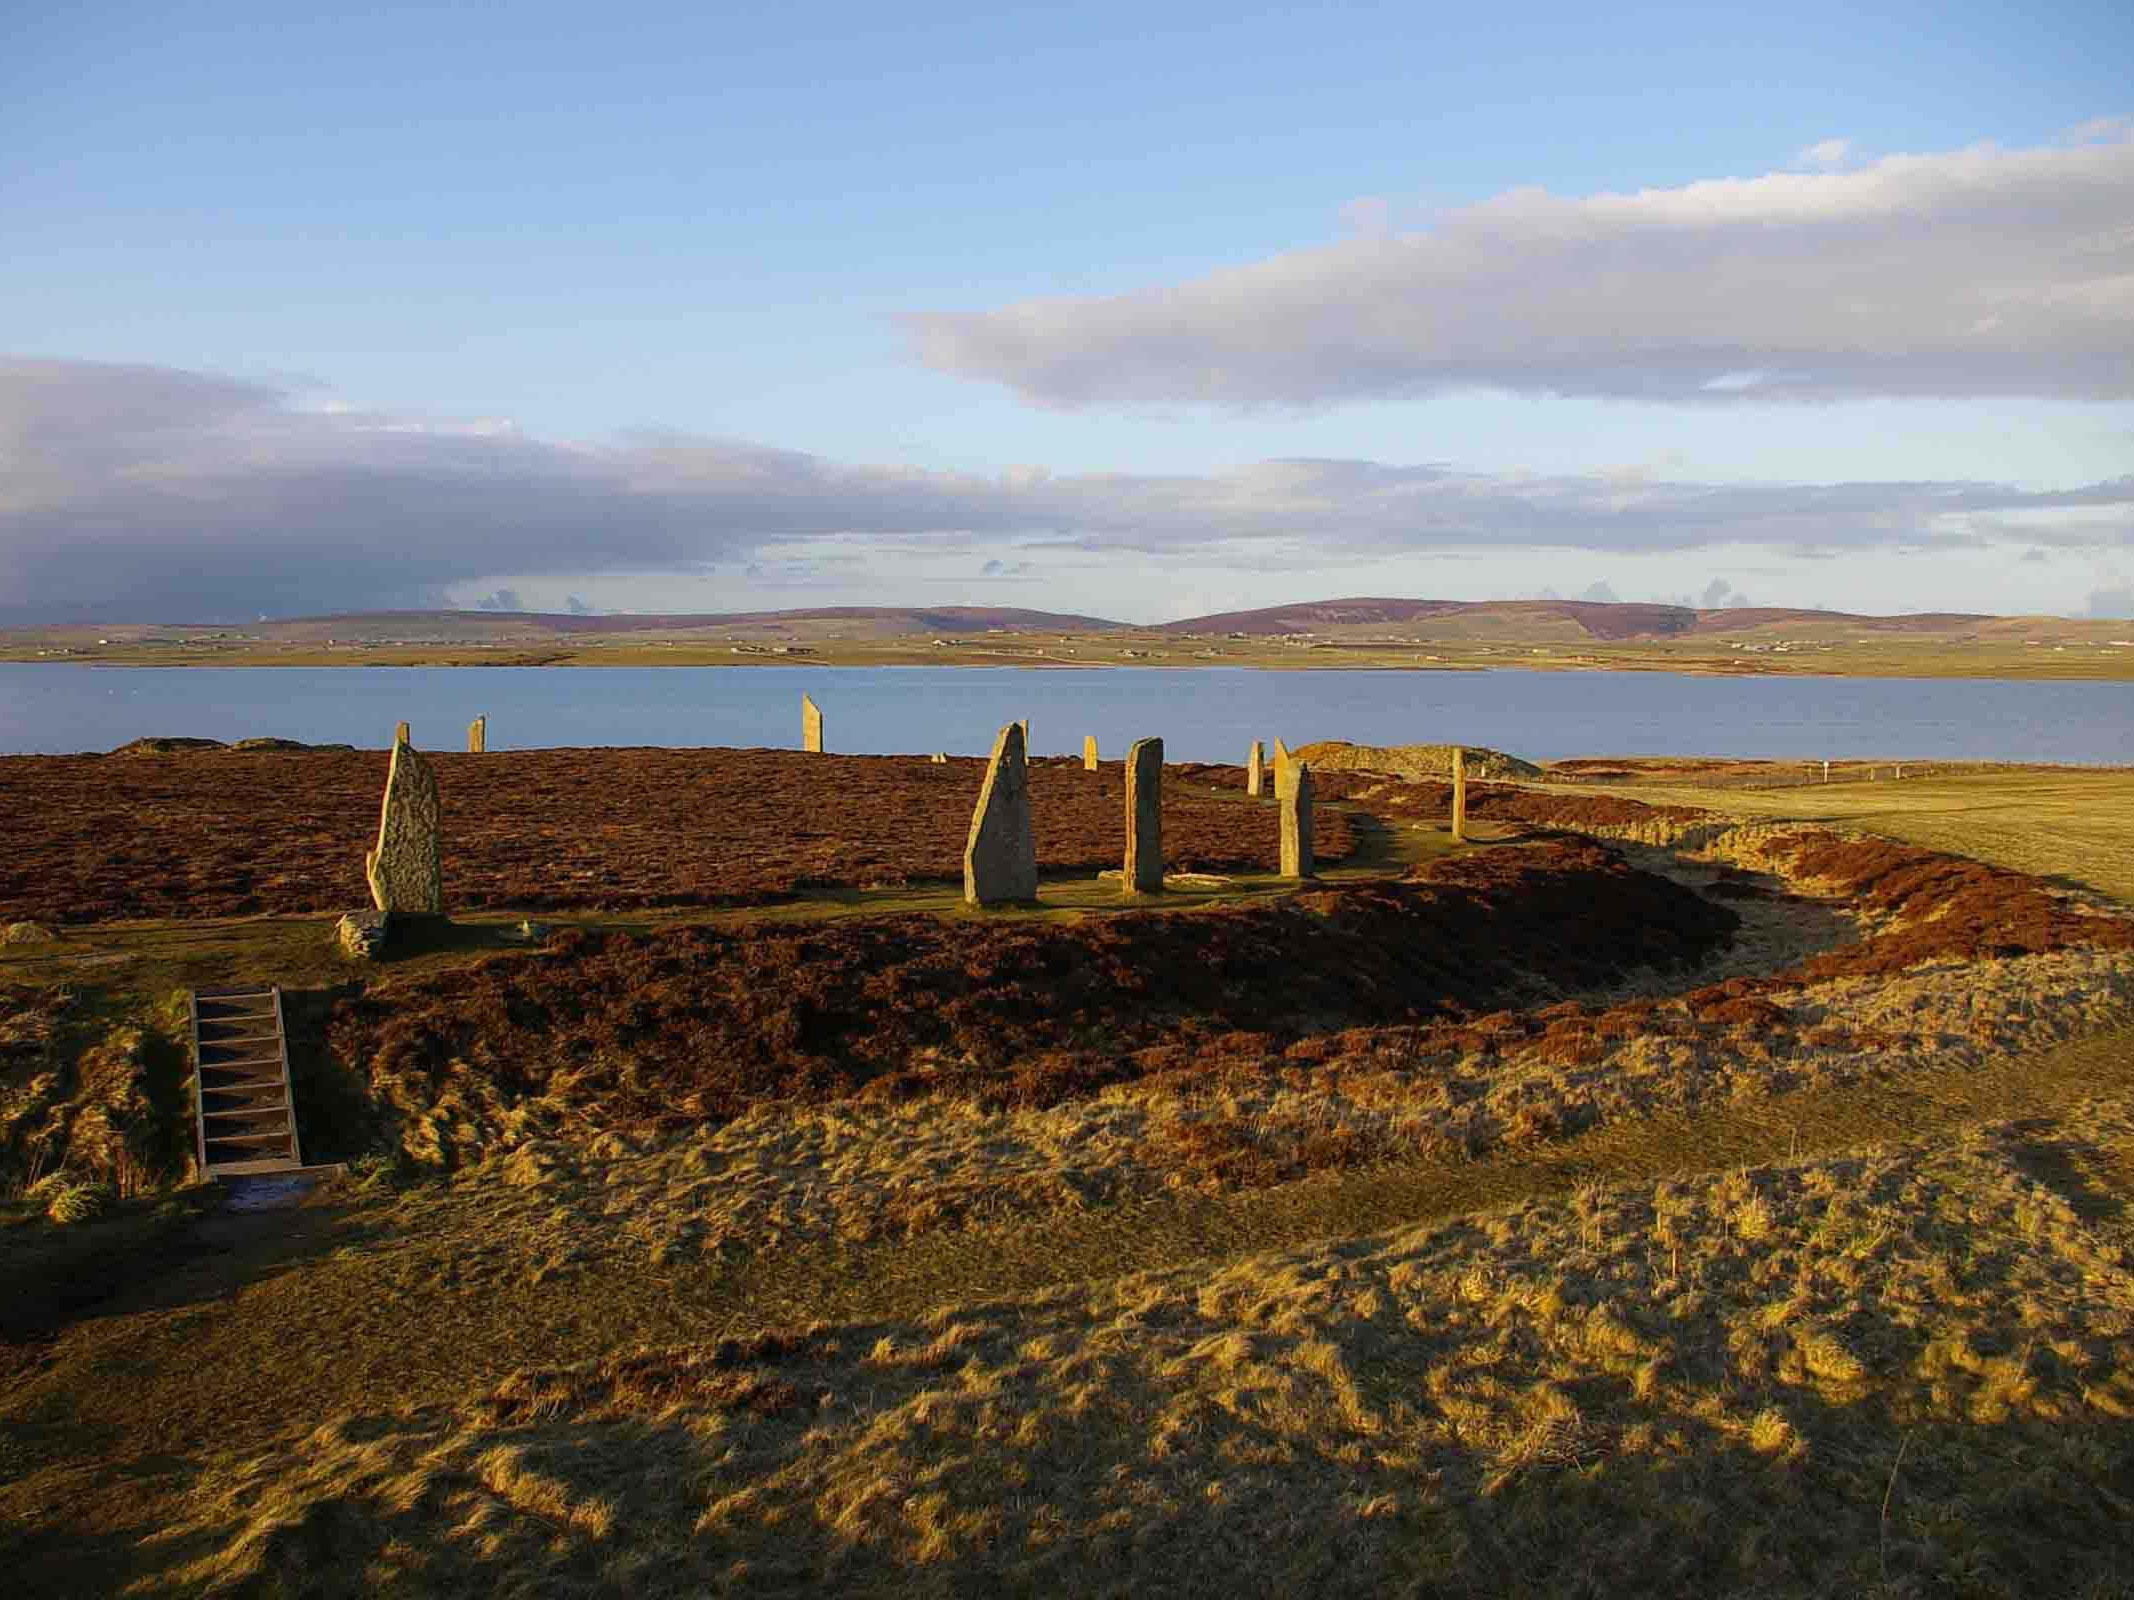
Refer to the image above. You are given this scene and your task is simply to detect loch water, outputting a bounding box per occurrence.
[0,664,2126,765]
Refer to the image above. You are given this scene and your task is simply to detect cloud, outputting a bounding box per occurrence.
[2091,584,2134,619]
[474,588,523,612]
[1796,137,1851,170]
[901,124,2134,409]
[1577,580,1619,603]
[565,593,596,615]
[4,357,2132,622]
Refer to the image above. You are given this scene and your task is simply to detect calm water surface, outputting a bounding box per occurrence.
[0,665,2125,764]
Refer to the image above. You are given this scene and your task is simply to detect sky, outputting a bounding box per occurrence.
[3,0,2132,624]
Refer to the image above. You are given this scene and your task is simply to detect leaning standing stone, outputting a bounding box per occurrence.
[963,722,1038,905]
[1451,745,1468,842]
[802,694,824,753]
[467,715,486,753]
[1281,762,1315,879]
[1083,735,1099,771]
[365,737,442,914]
[1123,736,1164,894]
[1272,736,1294,797]
[1247,739,1265,797]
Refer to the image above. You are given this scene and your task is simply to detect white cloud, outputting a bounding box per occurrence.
[901,124,2134,409]
[3,358,2129,622]
[1796,137,1852,170]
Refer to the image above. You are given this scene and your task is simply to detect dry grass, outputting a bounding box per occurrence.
[137,1111,2134,1597]
[1545,767,2134,907]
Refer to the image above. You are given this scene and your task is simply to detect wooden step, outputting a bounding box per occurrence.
[190,985,307,1178]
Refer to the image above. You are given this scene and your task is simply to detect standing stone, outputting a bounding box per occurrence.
[394,720,410,747]
[1083,735,1099,771]
[467,715,486,754]
[802,694,824,753]
[1272,737,1294,797]
[963,723,1038,905]
[931,752,949,764]
[365,738,442,914]
[1451,745,1468,842]
[1123,737,1164,894]
[1018,718,1030,750]
[1247,739,1266,797]
[1281,762,1315,879]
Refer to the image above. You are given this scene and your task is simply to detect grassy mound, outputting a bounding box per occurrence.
[151,1112,2134,1598]
[1291,740,1542,780]
[328,842,1736,1166]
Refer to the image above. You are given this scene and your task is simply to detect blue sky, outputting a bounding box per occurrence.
[3,0,2131,622]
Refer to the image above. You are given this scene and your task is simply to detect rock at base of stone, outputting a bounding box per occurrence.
[467,716,487,754]
[366,739,443,914]
[963,722,1038,905]
[500,918,550,945]
[1123,736,1164,894]
[1083,735,1099,771]
[334,911,390,960]
[1247,739,1265,797]
[1281,762,1315,879]
[2,920,57,945]
[802,694,824,754]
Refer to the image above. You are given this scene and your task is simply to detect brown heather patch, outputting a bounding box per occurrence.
[147,1116,2134,1598]
[0,748,1354,925]
[327,841,1737,1166]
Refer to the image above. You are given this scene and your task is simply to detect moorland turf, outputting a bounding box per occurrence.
[328,840,1734,1133]
[0,747,1355,924]
[4,762,2134,1596]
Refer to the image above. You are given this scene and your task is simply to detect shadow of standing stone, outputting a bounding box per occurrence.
[1124,736,1164,895]
[963,722,1038,905]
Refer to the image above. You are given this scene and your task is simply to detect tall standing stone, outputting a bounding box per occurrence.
[394,720,410,747]
[802,694,824,753]
[1246,739,1266,797]
[1281,762,1315,879]
[963,722,1038,905]
[365,738,442,914]
[1451,745,1468,842]
[467,715,486,754]
[1272,737,1295,798]
[1123,737,1164,894]
[1083,735,1099,771]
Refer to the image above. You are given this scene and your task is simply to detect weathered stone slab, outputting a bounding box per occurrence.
[467,715,486,753]
[1451,745,1468,841]
[394,720,410,747]
[1281,762,1315,879]
[1123,736,1164,894]
[365,738,442,914]
[334,910,390,960]
[1247,739,1265,797]
[1083,735,1099,771]
[801,694,824,753]
[963,722,1038,905]
[1272,737,1294,797]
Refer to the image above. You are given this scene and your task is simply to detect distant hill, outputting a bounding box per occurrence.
[73,605,1129,644]
[1158,597,2001,641]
